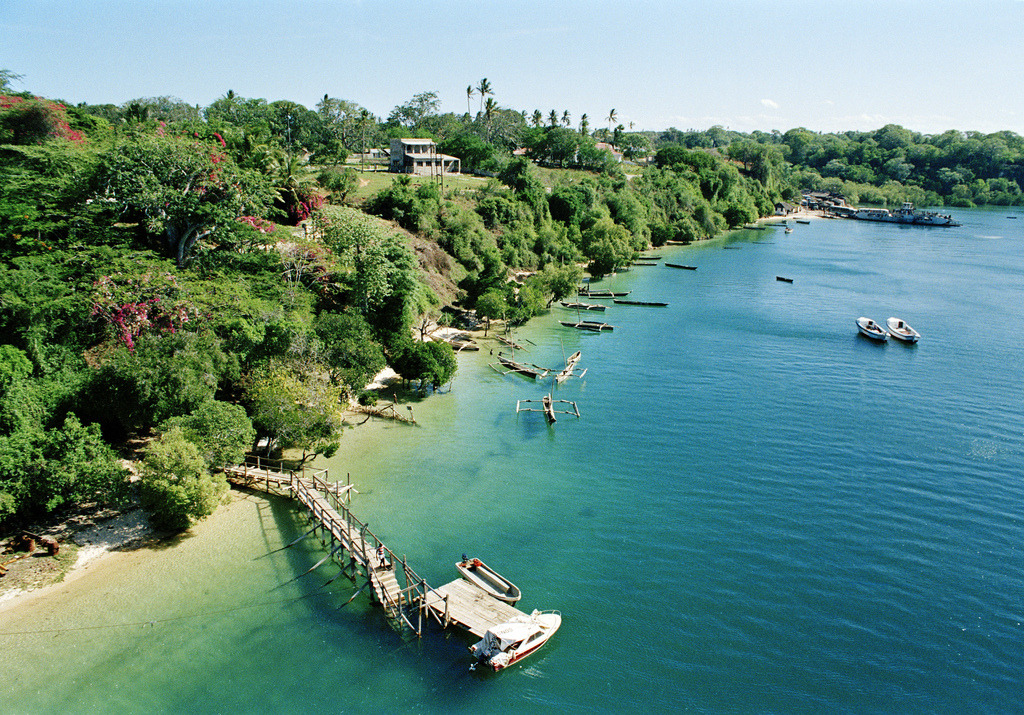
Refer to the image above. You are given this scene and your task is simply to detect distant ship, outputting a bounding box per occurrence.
[850,202,959,226]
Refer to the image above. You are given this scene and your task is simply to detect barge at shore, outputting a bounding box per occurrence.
[848,202,959,226]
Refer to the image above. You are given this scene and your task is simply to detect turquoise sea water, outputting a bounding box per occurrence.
[4,207,1024,713]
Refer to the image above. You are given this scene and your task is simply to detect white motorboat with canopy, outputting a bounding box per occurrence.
[469,610,561,671]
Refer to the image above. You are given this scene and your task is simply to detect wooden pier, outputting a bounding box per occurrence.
[225,457,532,640]
[423,579,525,637]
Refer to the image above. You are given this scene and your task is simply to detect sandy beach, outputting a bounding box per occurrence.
[0,507,155,613]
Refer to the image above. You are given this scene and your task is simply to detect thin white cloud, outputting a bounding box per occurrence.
[761,99,780,110]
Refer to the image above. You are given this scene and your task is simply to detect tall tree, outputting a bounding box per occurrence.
[548,110,559,127]
[613,124,625,148]
[606,108,617,135]
[531,109,543,128]
[562,110,571,127]
[359,108,370,172]
[477,78,492,114]
[580,113,589,136]
[483,97,498,142]
[96,134,274,267]
[388,91,440,128]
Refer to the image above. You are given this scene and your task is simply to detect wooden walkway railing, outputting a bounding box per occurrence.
[224,459,443,637]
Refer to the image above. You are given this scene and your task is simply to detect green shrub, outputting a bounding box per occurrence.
[139,426,227,531]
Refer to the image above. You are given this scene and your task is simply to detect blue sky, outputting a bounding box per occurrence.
[3,0,1023,135]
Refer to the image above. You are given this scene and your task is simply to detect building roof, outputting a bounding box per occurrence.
[594,142,624,159]
[401,152,459,161]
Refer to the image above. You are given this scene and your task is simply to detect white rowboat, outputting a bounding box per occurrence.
[856,316,888,341]
[886,317,920,343]
[456,557,522,604]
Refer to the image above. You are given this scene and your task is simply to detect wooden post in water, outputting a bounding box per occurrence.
[416,581,422,635]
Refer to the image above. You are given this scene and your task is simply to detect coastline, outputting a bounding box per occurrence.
[0,210,808,613]
[0,507,155,613]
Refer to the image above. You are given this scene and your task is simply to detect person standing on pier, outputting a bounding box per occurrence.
[376,545,390,569]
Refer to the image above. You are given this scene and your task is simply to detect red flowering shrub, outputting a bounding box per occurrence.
[291,187,325,223]
[90,272,197,351]
[237,215,276,234]
[0,95,87,144]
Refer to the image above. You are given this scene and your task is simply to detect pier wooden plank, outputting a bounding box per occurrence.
[424,579,526,637]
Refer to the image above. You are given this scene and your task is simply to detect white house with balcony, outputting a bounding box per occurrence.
[389,138,460,176]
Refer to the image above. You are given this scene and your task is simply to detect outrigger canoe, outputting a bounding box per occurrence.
[457,557,522,604]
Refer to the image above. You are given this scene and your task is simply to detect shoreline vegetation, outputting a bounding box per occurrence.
[4,72,1018,611]
[0,211,823,611]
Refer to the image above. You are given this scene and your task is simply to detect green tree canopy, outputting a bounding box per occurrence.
[138,426,226,531]
[160,400,255,470]
[244,358,344,465]
[95,134,274,267]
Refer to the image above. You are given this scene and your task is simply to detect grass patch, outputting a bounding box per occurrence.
[347,170,490,204]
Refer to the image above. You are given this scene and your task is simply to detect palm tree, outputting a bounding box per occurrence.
[466,85,475,116]
[477,78,492,114]
[531,109,543,128]
[562,110,571,127]
[267,149,316,221]
[548,109,559,127]
[606,108,617,136]
[580,113,589,136]
[484,97,498,142]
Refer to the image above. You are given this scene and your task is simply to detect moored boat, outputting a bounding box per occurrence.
[560,320,614,332]
[613,299,668,306]
[559,301,606,312]
[457,557,522,604]
[496,355,546,378]
[469,610,561,671]
[850,202,959,226]
[577,289,631,298]
[886,317,920,343]
[555,350,582,384]
[856,316,888,341]
[776,276,794,283]
[665,263,697,270]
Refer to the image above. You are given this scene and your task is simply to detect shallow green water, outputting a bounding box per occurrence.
[5,207,1024,713]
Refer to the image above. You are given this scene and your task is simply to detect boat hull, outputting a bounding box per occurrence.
[886,317,920,343]
[850,202,959,226]
[456,559,521,604]
[560,321,613,332]
[496,357,542,378]
[471,611,561,671]
[560,301,606,312]
[856,317,888,341]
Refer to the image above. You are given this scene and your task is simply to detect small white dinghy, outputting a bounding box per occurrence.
[856,316,888,341]
[886,317,920,343]
[470,610,561,671]
[457,557,522,604]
